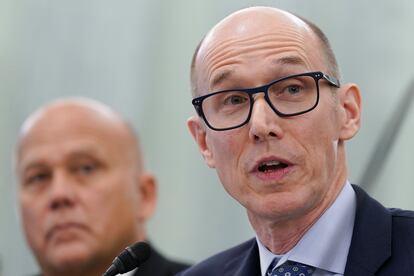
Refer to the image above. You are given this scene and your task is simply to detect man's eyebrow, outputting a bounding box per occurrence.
[20,162,48,176]
[211,69,234,89]
[272,56,307,67]
[67,149,99,159]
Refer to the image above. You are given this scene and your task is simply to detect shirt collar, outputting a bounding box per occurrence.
[257,181,356,276]
[257,239,283,276]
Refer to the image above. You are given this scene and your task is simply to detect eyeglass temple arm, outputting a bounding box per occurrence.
[323,73,340,88]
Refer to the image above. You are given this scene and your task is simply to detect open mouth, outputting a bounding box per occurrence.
[257,160,289,173]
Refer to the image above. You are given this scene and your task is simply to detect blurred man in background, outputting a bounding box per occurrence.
[180,6,414,276]
[15,97,189,276]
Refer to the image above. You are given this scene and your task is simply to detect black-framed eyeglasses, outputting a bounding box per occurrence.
[192,71,340,131]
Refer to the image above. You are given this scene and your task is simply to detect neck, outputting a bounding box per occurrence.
[43,264,108,276]
[250,203,332,254]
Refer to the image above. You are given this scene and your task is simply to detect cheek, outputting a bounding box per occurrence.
[20,197,45,248]
[209,130,244,164]
[85,173,138,227]
[209,131,247,194]
[209,132,239,175]
[21,207,37,235]
[294,116,339,179]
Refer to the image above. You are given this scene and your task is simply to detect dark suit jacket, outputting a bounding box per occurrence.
[177,185,414,276]
[134,244,190,276]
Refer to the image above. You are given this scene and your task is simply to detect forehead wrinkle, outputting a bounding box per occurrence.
[202,25,309,62]
[207,40,310,69]
[203,27,308,61]
[204,36,312,91]
[206,45,310,89]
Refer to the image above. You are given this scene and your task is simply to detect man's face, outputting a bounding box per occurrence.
[17,105,154,273]
[189,8,360,223]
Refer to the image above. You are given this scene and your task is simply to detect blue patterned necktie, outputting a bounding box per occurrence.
[266,259,315,276]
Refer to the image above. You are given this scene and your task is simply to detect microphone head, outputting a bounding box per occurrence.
[129,242,151,264]
[103,242,151,276]
[118,242,151,271]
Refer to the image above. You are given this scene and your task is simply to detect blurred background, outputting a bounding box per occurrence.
[1,0,413,275]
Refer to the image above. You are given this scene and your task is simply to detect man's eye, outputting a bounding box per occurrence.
[76,163,97,175]
[25,172,50,185]
[223,94,248,105]
[286,85,301,94]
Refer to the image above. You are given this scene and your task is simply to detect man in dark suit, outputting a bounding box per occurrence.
[15,98,189,276]
[180,6,414,276]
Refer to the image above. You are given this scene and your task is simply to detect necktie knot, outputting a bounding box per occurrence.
[266,259,314,276]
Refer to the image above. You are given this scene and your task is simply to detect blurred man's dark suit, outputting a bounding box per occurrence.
[134,245,189,276]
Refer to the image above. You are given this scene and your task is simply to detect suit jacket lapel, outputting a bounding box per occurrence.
[344,185,392,276]
[224,239,261,276]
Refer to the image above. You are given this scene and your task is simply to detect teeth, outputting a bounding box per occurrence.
[263,161,280,166]
[258,160,285,172]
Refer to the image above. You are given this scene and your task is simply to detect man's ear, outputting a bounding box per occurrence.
[187,116,215,168]
[338,83,362,141]
[136,173,157,221]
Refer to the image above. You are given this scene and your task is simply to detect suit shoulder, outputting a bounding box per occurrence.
[177,239,256,276]
[163,258,191,275]
[390,208,414,232]
[389,208,414,219]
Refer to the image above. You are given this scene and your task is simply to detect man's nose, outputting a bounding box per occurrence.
[248,96,284,142]
[48,170,76,210]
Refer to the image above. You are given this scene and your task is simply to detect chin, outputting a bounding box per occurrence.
[247,192,311,221]
[45,243,96,269]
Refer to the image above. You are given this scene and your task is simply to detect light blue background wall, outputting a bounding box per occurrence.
[1,1,413,275]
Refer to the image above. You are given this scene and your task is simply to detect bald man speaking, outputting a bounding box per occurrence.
[179,5,414,276]
[15,98,189,276]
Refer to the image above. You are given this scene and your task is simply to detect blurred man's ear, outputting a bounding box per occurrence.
[137,173,157,221]
[187,116,215,168]
[338,83,362,141]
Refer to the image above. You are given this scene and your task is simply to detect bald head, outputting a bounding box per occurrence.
[190,6,339,97]
[17,97,143,173]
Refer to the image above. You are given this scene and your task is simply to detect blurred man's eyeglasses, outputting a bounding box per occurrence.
[192,71,340,131]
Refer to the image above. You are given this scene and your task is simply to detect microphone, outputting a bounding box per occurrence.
[103,241,151,276]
